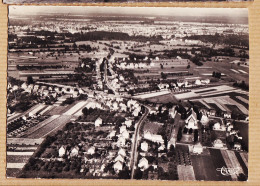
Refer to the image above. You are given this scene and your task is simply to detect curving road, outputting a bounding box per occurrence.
[130,106,149,179]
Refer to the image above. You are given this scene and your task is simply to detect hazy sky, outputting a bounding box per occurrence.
[9,6,248,18]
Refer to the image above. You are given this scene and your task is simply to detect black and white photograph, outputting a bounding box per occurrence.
[3,0,254,4]
[7,6,249,181]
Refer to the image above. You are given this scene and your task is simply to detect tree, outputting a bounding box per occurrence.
[194,129,198,142]
[160,64,164,69]
[212,71,216,77]
[27,76,34,85]
[177,127,182,141]
[118,169,131,179]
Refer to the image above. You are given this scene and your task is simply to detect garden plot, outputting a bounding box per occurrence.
[221,150,245,179]
[177,165,196,181]
[133,90,171,99]
[174,85,238,100]
[25,115,73,139]
[236,96,249,104]
[7,163,26,169]
[7,151,34,156]
[7,113,22,123]
[239,152,248,168]
[202,96,248,115]
[63,100,89,116]
[7,138,44,145]
[21,115,59,138]
[39,105,53,115]
[220,150,238,180]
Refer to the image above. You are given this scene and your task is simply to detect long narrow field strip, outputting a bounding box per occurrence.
[200,100,211,109]
[27,104,46,116]
[7,113,22,123]
[202,96,248,115]
[226,150,244,175]
[238,70,248,74]
[7,155,31,163]
[235,152,248,175]
[239,152,248,168]
[236,96,249,104]
[190,155,218,181]
[26,115,73,139]
[174,85,241,100]
[39,105,53,115]
[73,101,96,116]
[133,90,171,99]
[63,101,89,115]
[220,150,237,181]
[231,69,239,73]
[174,91,198,100]
[14,146,38,151]
[7,138,44,145]
[7,163,26,169]
[177,165,196,181]
[209,149,232,181]
[21,115,59,138]
[7,151,34,156]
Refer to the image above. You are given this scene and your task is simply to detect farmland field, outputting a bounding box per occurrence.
[190,155,218,181]
[208,148,232,181]
[142,122,163,135]
[145,93,177,104]
[133,90,171,99]
[25,115,73,138]
[177,165,196,181]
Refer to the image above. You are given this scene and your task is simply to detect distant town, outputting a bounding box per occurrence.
[7,7,248,181]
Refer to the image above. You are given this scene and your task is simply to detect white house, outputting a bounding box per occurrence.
[95,117,102,127]
[121,130,129,139]
[70,146,79,157]
[141,141,149,152]
[124,120,132,128]
[113,161,123,172]
[59,146,66,157]
[114,155,125,162]
[185,108,198,129]
[213,122,226,131]
[195,79,201,86]
[138,158,149,170]
[120,125,127,134]
[118,148,126,157]
[213,139,224,148]
[223,112,231,119]
[200,114,209,125]
[133,109,139,117]
[234,142,242,151]
[117,136,126,147]
[87,146,95,155]
[144,132,164,144]
[193,142,203,154]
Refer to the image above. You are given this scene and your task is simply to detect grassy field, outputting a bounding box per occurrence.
[142,121,163,135]
[145,93,178,104]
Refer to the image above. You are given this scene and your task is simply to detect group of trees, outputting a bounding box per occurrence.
[212,71,222,79]
[233,81,249,91]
